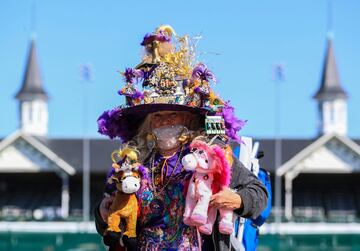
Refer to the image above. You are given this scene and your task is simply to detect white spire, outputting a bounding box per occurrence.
[15,39,49,136]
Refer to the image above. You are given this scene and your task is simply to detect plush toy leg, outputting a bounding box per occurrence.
[123,211,137,238]
[218,209,233,234]
[184,183,197,226]
[198,207,217,235]
[191,193,211,225]
[122,235,137,251]
[103,231,122,247]
[107,212,122,233]
[105,212,122,247]
[184,198,196,226]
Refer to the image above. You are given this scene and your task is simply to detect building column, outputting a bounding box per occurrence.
[61,174,70,219]
[285,176,293,221]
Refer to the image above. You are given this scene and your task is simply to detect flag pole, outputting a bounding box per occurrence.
[273,63,285,227]
[80,63,93,222]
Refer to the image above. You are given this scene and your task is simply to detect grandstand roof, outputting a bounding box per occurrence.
[277,134,360,177]
[0,131,75,175]
[36,137,119,173]
[257,139,314,171]
[1,136,359,173]
[36,138,315,173]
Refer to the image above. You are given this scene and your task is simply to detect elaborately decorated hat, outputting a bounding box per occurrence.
[97,25,245,142]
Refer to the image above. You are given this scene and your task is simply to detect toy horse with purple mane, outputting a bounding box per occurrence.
[182,139,233,235]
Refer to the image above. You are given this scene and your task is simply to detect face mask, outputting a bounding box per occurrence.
[152,124,186,150]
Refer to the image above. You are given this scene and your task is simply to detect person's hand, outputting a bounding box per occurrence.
[209,188,243,210]
[99,196,114,223]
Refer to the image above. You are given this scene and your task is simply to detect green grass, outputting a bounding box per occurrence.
[258,234,360,251]
[0,233,105,251]
[1,232,360,251]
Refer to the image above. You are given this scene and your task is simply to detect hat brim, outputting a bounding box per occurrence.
[122,103,211,117]
[101,103,213,142]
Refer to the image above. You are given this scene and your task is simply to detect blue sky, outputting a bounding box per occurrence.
[1,0,359,139]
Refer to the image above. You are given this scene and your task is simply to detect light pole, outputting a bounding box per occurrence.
[272,63,285,226]
[80,63,93,222]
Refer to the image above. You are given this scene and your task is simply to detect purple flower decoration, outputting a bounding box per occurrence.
[220,104,247,143]
[117,89,125,96]
[118,88,144,100]
[182,79,190,87]
[97,107,123,139]
[124,68,144,84]
[130,90,144,100]
[191,63,217,83]
[194,86,201,93]
[157,30,172,42]
[140,30,171,46]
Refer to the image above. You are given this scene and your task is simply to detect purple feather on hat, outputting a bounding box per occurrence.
[97,107,123,139]
[124,68,144,84]
[140,30,171,46]
[220,104,247,143]
[191,63,217,83]
[141,33,153,46]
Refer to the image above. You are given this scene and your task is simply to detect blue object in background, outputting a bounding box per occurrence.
[243,168,272,251]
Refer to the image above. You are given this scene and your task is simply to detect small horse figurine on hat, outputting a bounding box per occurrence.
[182,139,233,235]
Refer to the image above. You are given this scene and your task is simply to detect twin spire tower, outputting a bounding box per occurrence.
[313,37,348,136]
[313,0,348,136]
[15,39,49,136]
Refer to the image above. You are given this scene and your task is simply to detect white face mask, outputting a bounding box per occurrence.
[152,124,186,150]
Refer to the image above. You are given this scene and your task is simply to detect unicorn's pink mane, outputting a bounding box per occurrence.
[212,145,231,188]
[190,140,231,193]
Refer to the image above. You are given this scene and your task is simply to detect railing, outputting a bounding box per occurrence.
[0,206,93,222]
[266,207,360,223]
[1,205,359,223]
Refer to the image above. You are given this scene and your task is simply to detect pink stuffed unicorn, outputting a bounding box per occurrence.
[182,139,233,235]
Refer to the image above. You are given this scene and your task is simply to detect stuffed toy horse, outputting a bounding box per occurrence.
[182,139,233,235]
[106,147,143,241]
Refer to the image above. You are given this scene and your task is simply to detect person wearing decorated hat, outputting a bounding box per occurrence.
[94,25,268,251]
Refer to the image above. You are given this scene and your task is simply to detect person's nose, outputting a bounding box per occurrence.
[159,116,173,126]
